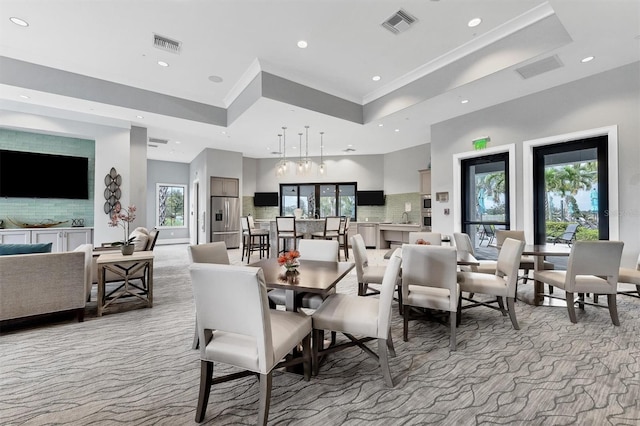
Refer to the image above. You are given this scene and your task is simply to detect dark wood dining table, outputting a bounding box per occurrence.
[249,258,355,312]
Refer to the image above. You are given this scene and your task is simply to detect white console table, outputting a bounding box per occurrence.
[0,227,94,252]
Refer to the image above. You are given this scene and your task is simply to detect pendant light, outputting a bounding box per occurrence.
[304,125,311,171]
[275,133,284,177]
[297,132,304,174]
[281,127,288,173]
[319,131,326,175]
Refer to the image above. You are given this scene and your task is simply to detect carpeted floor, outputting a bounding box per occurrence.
[1,244,639,425]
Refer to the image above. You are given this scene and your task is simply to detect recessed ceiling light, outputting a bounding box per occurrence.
[348,144,353,147]
[10,17,29,27]
[395,129,400,132]
[208,75,223,83]
[378,123,384,127]
[372,75,381,81]
[19,94,30,99]
[175,141,181,144]
[581,56,595,63]
[461,99,469,104]
[297,40,308,48]
[157,60,169,67]
[136,115,144,119]
[468,18,482,28]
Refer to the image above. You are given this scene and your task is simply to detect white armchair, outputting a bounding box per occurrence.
[533,241,624,325]
[189,263,312,424]
[311,251,402,386]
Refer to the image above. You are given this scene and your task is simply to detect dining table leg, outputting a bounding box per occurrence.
[533,256,544,306]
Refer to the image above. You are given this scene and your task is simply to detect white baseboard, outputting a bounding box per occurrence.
[156,238,190,245]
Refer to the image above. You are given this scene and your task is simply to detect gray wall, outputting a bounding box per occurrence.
[431,62,640,266]
[384,144,430,194]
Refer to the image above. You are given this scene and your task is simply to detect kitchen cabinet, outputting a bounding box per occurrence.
[419,169,431,195]
[0,228,94,252]
[357,223,378,248]
[0,229,31,244]
[210,177,239,197]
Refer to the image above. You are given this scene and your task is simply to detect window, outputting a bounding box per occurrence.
[279,182,356,218]
[156,183,187,228]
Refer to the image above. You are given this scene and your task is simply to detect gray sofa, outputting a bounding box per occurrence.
[0,244,93,322]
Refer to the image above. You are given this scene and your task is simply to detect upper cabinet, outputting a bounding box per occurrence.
[419,169,431,195]
[210,177,239,197]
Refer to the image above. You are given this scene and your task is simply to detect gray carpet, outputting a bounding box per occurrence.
[1,244,639,425]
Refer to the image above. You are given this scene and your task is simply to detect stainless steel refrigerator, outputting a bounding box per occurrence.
[210,196,240,248]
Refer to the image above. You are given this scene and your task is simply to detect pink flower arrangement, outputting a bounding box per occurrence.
[108,203,137,246]
[278,250,300,270]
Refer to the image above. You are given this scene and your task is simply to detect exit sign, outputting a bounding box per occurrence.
[473,136,490,150]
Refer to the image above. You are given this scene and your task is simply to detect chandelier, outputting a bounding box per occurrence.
[275,125,326,177]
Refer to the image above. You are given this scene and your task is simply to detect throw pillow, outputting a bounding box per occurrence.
[0,243,53,255]
[128,228,149,251]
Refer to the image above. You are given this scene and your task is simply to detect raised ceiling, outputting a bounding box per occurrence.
[0,0,638,163]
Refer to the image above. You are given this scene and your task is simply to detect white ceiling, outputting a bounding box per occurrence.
[0,0,638,163]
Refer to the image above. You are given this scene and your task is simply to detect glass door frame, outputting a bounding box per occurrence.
[523,126,619,243]
[452,144,517,234]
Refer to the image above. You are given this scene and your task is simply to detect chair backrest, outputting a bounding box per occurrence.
[298,239,339,261]
[408,232,442,246]
[241,216,250,232]
[401,244,458,311]
[189,263,273,373]
[248,215,256,229]
[565,241,624,292]
[377,251,402,338]
[453,232,475,256]
[560,223,579,239]
[188,242,230,265]
[324,216,342,233]
[636,253,640,271]
[146,229,160,251]
[350,234,369,281]
[276,216,296,233]
[495,238,526,295]
[496,230,525,246]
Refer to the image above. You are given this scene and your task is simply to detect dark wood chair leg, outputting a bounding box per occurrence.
[403,307,410,342]
[195,360,213,422]
[607,294,620,326]
[257,372,272,426]
[506,297,519,330]
[378,339,394,387]
[76,308,85,322]
[311,328,321,376]
[566,292,577,323]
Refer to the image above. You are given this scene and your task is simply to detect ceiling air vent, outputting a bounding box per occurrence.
[516,55,563,79]
[382,9,417,34]
[343,148,356,153]
[148,137,169,144]
[147,144,158,148]
[153,34,181,54]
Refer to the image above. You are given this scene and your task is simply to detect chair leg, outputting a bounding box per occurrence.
[378,339,394,387]
[578,293,585,310]
[192,319,199,350]
[449,311,457,351]
[497,296,506,315]
[195,360,213,423]
[397,284,403,316]
[566,292,577,323]
[522,269,529,284]
[607,294,620,326]
[301,333,312,381]
[311,328,321,376]
[257,372,272,426]
[506,297,519,330]
[403,306,410,342]
[387,329,396,357]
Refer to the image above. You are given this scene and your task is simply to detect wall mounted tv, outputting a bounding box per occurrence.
[0,150,89,199]
[356,190,385,206]
[254,192,279,207]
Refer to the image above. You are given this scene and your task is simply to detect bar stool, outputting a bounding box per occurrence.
[275,216,303,255]
[241,216,269,263]
[310,216,341,242]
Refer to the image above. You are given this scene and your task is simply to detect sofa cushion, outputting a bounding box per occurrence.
[129,228,149,251]
[0,243,53,256]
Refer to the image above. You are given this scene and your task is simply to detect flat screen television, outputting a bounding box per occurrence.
[356,190,385,206]
[0,150,89,199]
[254,192,279,207]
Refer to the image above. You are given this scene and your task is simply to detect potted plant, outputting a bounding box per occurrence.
[108,203,137,255]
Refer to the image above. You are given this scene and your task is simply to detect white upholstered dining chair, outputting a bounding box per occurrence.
[408,231,442,245]
[457,237,525,329]
[401,244,459,350]
[617,253,640,298]
[267,239,340,310]
[189,263,312,425]
[452,232,496,274]
[311,250,402,387]
[533,241,624,325]
[188,242,230,349]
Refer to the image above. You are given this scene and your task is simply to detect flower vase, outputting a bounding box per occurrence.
[121,244,135,255]
[284,262,300,276]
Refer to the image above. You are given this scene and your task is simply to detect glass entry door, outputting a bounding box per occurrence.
[461,153,510,249]
[532,136,608,243]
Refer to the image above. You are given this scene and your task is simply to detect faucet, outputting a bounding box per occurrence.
[401,211,409,224]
